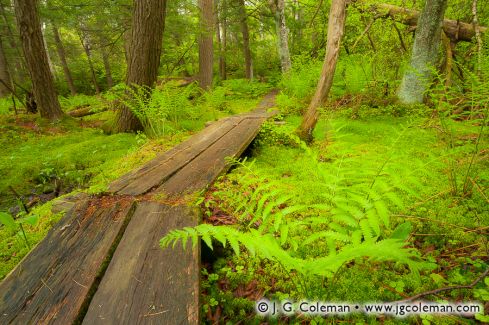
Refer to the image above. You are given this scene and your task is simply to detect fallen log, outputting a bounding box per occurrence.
[67,105,108,118]
[365,3,487,43]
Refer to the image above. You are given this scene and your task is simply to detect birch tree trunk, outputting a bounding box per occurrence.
[274,0,292,73]
[397,0,448,104]
[14,0,63,120]
[296,0,347,142]
[52,24,77,96]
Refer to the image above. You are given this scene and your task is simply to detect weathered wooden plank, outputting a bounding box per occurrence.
[82,202,200,325]
[158,116,267,195]
[0,198,135,325]
[108,116,242,195]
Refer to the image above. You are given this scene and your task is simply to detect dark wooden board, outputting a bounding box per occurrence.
[0,199,135,325]
[82,202,200,325]
[158,116,267,195]
[108,116,240,195]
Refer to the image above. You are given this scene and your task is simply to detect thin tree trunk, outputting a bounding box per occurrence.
[398,0,447,104]
[13,0,63,120]
[101,45,114,88]
[296,0,347,142]
[238,0,253,80]
[0,35,12,97]
[52,24,77,96]
[472,0,483,77]
[198,0,214,89]
[0,1,26,83]
[215,0,226,80]
[41,22,55,76]
[274,0,292,73]
[79,28,101,95]
[115,0,167,133]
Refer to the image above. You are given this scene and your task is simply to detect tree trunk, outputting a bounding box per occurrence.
[1,1,27,83]
[0,35,12,97]
[365,3,484,43]
[398,0,447,104]
[52,24,77,96]
[198,0,214,89]
[215,0,226,80]
[79,28,101,95]
[238,0,253,80]
[274,0,292,73]
[13,0,63,120]
[101,45,114,88]
[115,0,167,133]
[296,0,346,142]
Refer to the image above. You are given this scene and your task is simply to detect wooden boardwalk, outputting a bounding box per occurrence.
[0,91,276,324]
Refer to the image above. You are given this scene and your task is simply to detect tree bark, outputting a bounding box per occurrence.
[366,3,485,43]
[274,0,292,73]
[398,0,447,104]
[79,27,101,95]
[115,0,167,133]
[238,0,253,80]
[472,0,483,76]
[0,35,12,97]
[101,45,114,88]
[13,0,63,120]
[198,0,214,89]
[296,0,347,142]
[52,24,77,96]
[215,0,226,80]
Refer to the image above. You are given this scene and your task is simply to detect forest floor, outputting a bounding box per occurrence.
[0,83,488,324]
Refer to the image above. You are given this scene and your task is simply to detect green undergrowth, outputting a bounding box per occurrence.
[0,82,269,280]
[164,112,488,323]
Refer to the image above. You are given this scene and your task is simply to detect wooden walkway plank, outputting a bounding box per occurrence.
[109,116,242,196]
[158,115,268,195]
[82,202,200,325]
[0,199,135,324]
[109,116,240,195]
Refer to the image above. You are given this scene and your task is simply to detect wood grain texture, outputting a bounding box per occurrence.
[83,202,200,325]
[158,116,267,195]
[0,199,135,325]
[109,116,241,196]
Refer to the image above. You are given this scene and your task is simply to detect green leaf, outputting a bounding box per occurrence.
[0,212,17,230]
[18,214,39,226]
[391,222,412,241]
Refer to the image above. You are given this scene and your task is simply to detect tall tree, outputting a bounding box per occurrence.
[0,35,12,97]
[79,25,101,95]
[274,0,292,73]
[13,0,63,120]
[52,24,77,96]
[100,44,114,89]
[238,0,253,80]
[198,0,214,89]
[398,0,448,104]
[114,0,167,132]
[296,0,347,142]
[215,0,226,80]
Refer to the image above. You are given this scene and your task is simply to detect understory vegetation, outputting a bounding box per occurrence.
[0,0,488,323]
